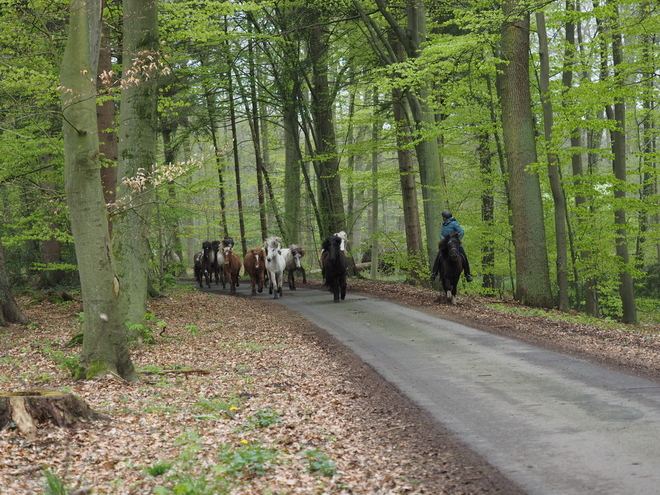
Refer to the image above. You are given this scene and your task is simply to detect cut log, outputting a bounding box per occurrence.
[0,390,108,439]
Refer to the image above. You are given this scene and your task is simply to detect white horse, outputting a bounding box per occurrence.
[264,236,285,298]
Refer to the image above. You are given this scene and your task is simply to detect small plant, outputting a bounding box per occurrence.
[127,313,167,344]
[42,469,68,495]
[146,461,173,477]
[302,448,336,477]
[185,324,199,336]
[194,396,242,419]
[241,408,282,430]
[41,346,81,377]
[215,441,280,478]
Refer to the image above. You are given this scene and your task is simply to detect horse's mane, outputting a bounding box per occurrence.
[289,244,306,256]
[438,232,461,253]
[265,236,282,249]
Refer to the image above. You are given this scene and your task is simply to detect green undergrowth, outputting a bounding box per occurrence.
[488,301,660,334]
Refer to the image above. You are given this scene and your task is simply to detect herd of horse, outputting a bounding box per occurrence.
[193,230,466,304]
[193,235,317,299]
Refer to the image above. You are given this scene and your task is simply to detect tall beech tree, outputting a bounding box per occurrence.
[112,0,159,326]
[497,0,553,308]
[60,0,137,381]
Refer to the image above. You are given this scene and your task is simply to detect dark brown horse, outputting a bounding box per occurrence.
[193,241,214,288]
[321,234,347,303]
[223,245,242,295]
[243,247,266,296]
[438,232,464,305]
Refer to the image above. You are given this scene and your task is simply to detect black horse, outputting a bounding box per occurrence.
[321,234,347,303]
[194,241,215,288]
[437,232,464,305]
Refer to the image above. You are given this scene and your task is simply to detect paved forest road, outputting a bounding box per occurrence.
[265,286,660,495]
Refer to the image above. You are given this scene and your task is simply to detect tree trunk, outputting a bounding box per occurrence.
[0,390,107,440]
[112,0,159,326]
[309,25,346,238]
[478,132,496,290]
[0,236,28,326]
[97,12,118,228]
[392,89,424,283]
[60,0,137,381]
[563,1,598,315]
[537,12,569,312]
[370,91,379,281]
[497,2,553,308]
[608,4,637,324]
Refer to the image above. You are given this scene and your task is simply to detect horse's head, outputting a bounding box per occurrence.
[264,237,281,262]
[446,233,461,260]
[324,235,342,261]
[202,241,213,261]
[251,248,263,268]
[289,245,305,269]
[211,240,221,254]
[223,244,233,264]
[222,237,235,250]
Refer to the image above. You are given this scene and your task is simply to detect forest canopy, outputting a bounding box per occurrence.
[1,0,659,328]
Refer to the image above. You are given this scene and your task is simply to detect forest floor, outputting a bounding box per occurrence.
[1,277,659,494]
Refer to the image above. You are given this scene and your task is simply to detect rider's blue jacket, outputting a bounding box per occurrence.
[440,217,465,241]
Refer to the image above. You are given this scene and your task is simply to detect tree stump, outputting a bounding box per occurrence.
[0,390,108,440]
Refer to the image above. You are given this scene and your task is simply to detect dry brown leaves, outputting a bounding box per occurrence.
[1,285,500,495]
[3,278,654,494]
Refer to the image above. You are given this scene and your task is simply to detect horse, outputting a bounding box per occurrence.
[264,236,285,299]
[243,247,266,295]
[438,232,464,305]
[193,240,215,289]
[211,240,227,289]
[222,243,242,295]
[321,234,347,303]
[282,244,306,290]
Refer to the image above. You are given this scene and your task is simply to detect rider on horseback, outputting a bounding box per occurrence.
[430,210,473,282]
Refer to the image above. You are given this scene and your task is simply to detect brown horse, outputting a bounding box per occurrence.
[223,245,242,295]
[243,247,266,296]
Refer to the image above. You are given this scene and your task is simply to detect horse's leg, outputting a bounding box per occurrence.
[301,267,307,284]
[288,270,296,290]
[268,270,274,294]
[340,273,346,300]
[278,272,283,297]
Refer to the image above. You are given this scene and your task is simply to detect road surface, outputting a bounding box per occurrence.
[267,287,660,495]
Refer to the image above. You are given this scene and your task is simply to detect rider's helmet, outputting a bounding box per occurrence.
[441,210,452,219]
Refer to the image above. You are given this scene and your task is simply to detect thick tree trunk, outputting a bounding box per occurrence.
[112,0,158,326]
[60,0,137,381]
[309,25,346,238]
[497,3,553,308]
[283,103,303,244]
[0,236,28,326]
[392,90,424,283]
